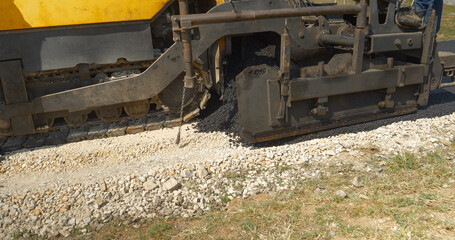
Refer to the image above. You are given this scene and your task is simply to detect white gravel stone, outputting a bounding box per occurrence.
[335,190,347,198]
[352,176,362,187]
[163,178,181,192]
[143,180,158,191]
[196,166,209,178]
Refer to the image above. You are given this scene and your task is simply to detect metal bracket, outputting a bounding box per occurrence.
[352,29,365,74]
[311,97,329,116]
[229,0,238,13]
[417,10,438,106]
[378,87,395,109]
[276,21,291,122]
[398,68,406,87]
[0,60,35,134]
[172,19,201,42]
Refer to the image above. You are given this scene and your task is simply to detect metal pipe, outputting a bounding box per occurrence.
[178,0,189,15]
[178,0,195,88]
[175,5,363,26]
[441,82,455,88]
[319,34,355,47]
[356,0,368,30]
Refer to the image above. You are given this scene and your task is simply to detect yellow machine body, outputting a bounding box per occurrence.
[0,0,225,31]
[0,0,175,31]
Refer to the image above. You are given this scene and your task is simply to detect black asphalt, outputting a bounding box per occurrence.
[439,40,455,53]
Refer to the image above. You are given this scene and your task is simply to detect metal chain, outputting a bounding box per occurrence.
[175,84,187,144]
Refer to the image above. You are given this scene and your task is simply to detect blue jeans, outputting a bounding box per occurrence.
[415,0,443,33]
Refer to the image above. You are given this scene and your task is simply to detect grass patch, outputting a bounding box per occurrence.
[440,4,455,41]
[11,230,37,239]
[386,152,419,171]
[147,221,172,239]
[220,194,230,204]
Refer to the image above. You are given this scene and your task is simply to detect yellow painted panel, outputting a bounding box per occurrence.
[0,0,172,31]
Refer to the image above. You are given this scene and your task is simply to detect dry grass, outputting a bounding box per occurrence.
[71,144,455,240]
[438,4,455,41]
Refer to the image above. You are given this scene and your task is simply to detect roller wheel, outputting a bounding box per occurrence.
[34,116,54,131]
[64,112,88,127]
[158,73,199,111]
[124,100,150,118]
[95,106,122,122]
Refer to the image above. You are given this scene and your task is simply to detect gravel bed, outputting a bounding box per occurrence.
[0,103,454,238]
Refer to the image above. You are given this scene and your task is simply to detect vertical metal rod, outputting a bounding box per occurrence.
[276,21,291,121]
[178,0,195,88]
[352,29,365,74]
[356,0,368,31]
[178,0,189,15]
[352,0,367,75]
[176,0,193,144]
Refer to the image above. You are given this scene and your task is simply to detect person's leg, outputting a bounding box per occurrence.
[415,0,432,24]
[432,0,443,33]
[415,0,443,33]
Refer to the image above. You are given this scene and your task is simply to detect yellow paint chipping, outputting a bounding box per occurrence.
[0,0,173,31]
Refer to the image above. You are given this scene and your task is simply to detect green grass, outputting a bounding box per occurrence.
[147,222,172,239]
[439,4,455,41]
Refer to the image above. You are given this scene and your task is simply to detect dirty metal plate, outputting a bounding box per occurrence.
[0,22,154,72]
[236,64,280,138]
[290,65,424,101]
[237,65,421,143]
[369,32,422,53]
[249,107,418,143]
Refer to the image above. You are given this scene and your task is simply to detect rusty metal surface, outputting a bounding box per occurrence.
[369,32,422,53]
[290,66,425,101]
[246,107,418,143]
[173,4,362,25]
[232,0,443,143]
[2,16,286,119]
[236,63,422,141]
[319,34,354,47]
[0,22,154,72]
[0,0,290,135]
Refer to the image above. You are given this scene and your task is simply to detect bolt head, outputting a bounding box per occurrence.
[407,38,413,46]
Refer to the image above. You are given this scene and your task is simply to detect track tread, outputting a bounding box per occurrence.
[2,105,204,152]
[87,124,109,140]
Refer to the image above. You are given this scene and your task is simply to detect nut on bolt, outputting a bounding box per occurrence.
[407,38,413,46]
[0,118,10,129]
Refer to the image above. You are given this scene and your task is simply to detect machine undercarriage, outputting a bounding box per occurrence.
[0,0,454,149]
